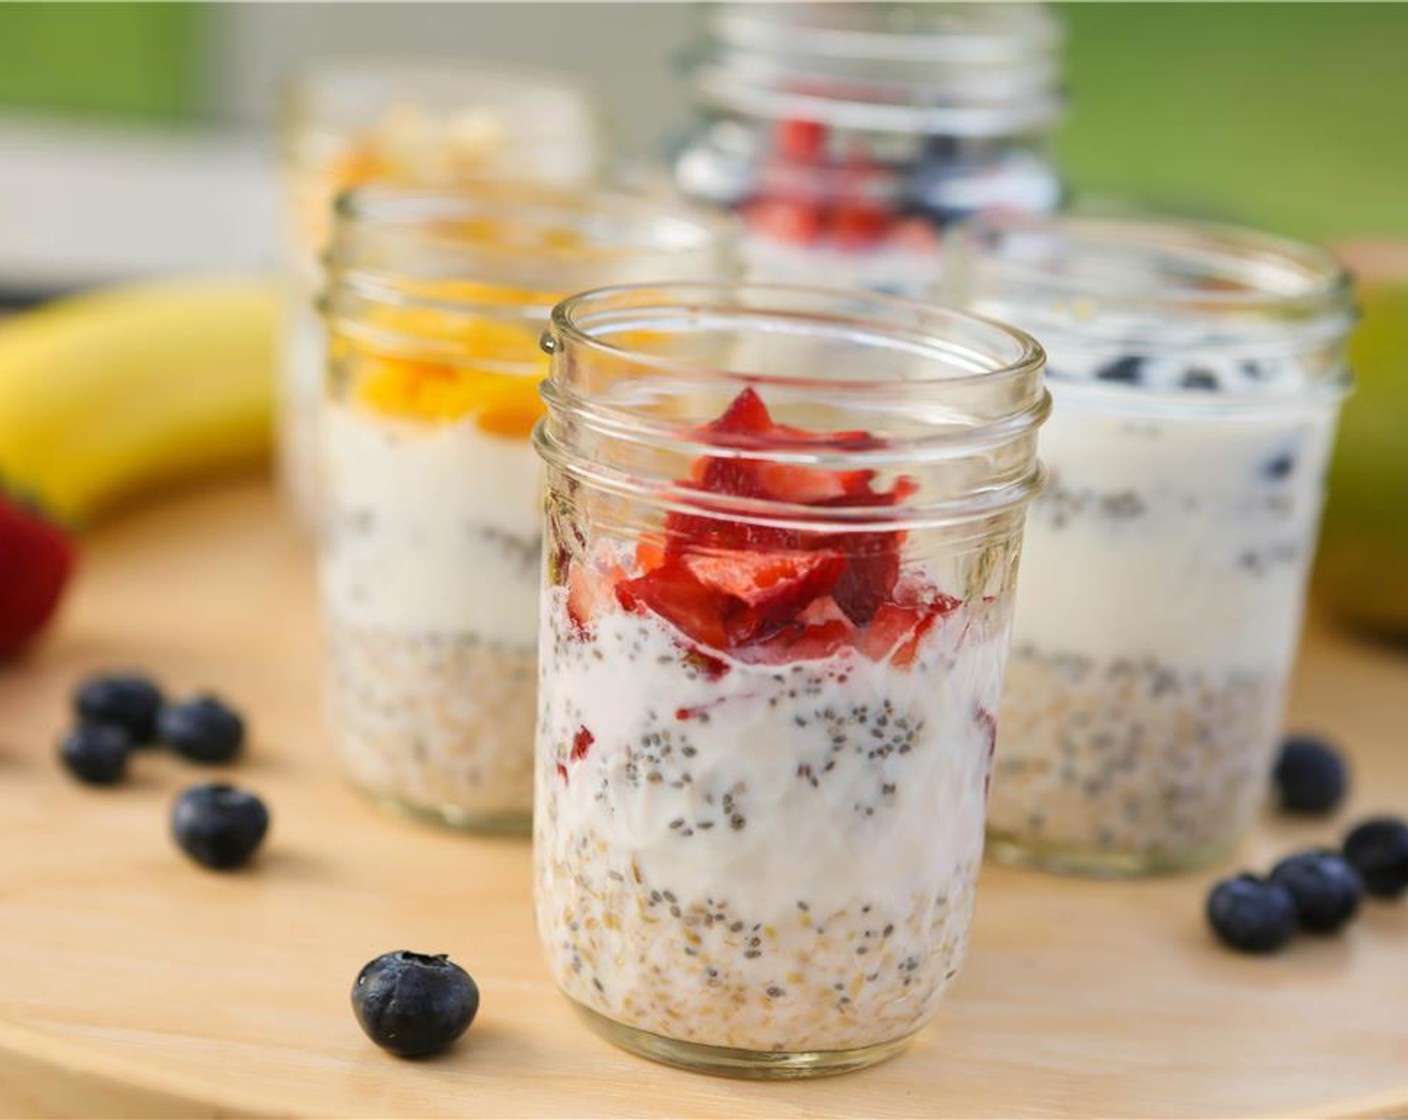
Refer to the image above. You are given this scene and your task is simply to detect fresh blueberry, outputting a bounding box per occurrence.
[1094,355,1145,384]
[1206,873,1297,953]
[352,951,479,1058]
[1263,452,1296,481]
[74,673,164,744]
[1273,735,1348,815]
[171,783,269,870]
[1342,817,1408,899]
[1269,850,1364,933]
[59,724,132,786]
[158,695,245,764]
[1180,368,1220,391]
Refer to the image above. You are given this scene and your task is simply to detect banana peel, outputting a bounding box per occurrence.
[0,276,280,524]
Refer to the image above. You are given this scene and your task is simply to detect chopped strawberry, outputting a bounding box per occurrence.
[831,202,893,250]
[680,646,731,680]
[635,537,666,573]
[616,559,730,649]
[0,493,75,659]
[571,726,595,762]
[745,196,825,246]
[777,117,828,162]
[797,595,850,626]
[555,762,569,783]
[832,548,901,625]
[857,589,960,665]
[683,549,845,642]
[705,386,773,436]
[664,504,809,555]
[754,461,876,504]
[743,618,856,664]
[566,557,624,635]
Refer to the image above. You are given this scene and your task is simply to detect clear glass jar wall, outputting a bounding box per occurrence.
[671,3,1064,297]
[533,283,1048,1076]
[320,189,735,833]
[279,59,602,528]
[945,214,1355,876]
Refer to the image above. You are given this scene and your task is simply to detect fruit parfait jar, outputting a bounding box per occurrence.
[533,284,1048,1076]
[947,215,1355,877]
[671,2,1064,298]
[319,188,734,833]
[279,59,601,528]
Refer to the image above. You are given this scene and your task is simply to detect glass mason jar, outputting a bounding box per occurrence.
[533,283,1048,1076]
[320,188,735,833]
[279,58,601,529]
[671,2,1064,298]
[945,214,1356,876]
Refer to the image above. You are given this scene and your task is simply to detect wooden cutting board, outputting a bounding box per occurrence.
[0,477,1404,1119]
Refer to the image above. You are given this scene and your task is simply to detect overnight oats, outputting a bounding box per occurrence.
[947,215,1355,875]
[532,285,1048,1075]
[279,59,600,527]
[320,189,734,832]
[672,3,1064,297]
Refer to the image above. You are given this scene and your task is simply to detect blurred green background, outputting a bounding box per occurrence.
[2,2,1404,240]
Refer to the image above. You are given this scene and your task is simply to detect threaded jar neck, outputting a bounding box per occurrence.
[536,282,1049,533]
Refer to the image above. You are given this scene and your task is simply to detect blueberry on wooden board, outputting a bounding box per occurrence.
[74,673,164,744]
[1269,850,1364,933]
[1273,735,1348,815]
[159,695,245,763]
[59,723,132,786]
[1206,874,1297,953]
[352,951,480,1058]
[171,783,269,870]
[1343,817,1408,899]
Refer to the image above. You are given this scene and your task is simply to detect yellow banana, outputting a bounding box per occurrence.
[0,276,280,524]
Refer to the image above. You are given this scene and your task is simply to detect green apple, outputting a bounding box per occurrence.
[1314,241,1408,638]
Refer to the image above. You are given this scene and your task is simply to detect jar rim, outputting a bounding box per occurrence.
[687,2,1065,136]
[324,185,738,310]
[950,212,1355,318]
[945,212,1356,412]
[537,282,1050,530]
[546,280,1046,390]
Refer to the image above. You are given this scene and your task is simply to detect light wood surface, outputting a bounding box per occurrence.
[0,477,1404,1119]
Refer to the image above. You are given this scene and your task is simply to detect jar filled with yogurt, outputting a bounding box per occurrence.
[946,214,1356,876]
[533,283,1048,1075]
[320,188,735,832]
[279,59,601,528]
[671,2,1064,298]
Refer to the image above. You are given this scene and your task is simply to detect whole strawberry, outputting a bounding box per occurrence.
[0,492,75,658]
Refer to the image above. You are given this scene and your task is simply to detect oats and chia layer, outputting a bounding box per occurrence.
[534,585,1004,1054]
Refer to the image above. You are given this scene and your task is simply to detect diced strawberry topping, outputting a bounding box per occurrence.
[616,559,731,650]
[566,556,625,635]
[830,202,893,250]
[571,726,595,763]
[681,646,731,680]
[706,386,773,436]
[563,389,963,670]
[683,549,847,644]
[744,197,825,246]
[776,118,828,162]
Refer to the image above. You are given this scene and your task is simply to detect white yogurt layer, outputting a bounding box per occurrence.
[535,582,1007,1054]
[1016,397,1335,672]
[985,321,1343,866]
[321,399,542,646]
